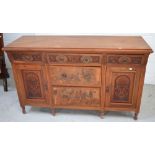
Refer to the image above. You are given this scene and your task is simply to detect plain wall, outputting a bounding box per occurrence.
[3,33,155,85]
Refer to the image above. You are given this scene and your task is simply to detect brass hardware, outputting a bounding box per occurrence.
[129,68,133,71]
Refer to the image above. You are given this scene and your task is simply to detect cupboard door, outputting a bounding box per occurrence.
[14,64,49,106]
[105,67,140,108]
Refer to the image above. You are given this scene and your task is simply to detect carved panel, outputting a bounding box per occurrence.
[56,55,68,63]
[50,66,101,86]
[12,53,42,62]
[53,87,100,106]
[107,55,143,64]
[112,75,130,102]
[47,54,101,65]
[80,56,93,64]
[22,71,42,99]
[105,66,140,108]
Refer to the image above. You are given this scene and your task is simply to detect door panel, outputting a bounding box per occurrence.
[105,67,140,108]
[22,70,44,99]
[15,64,48,105]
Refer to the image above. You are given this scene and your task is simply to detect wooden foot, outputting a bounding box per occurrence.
[51,109,56,116]
[100,111,104,119]
[134,113,138,120]
[22,106,26,114]
[3,78,8,92]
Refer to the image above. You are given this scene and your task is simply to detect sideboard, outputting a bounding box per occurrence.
[3,36,152,120]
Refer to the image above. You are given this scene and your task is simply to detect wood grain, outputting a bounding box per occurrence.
[3,36,152,53]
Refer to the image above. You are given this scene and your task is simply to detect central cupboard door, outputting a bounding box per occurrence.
[49,66,102,107]
[105,67,141,109]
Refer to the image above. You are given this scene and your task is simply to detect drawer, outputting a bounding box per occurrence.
[107,55,144,65]
[49,66,101,86]
[47,53,102,66]
[52,87,101,107]
[11,52,43,63]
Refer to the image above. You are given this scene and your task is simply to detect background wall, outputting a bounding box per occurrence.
[3,33,155,85]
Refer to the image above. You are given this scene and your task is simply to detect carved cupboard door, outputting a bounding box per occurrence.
[14,64,49,106]
[105,67,141,109]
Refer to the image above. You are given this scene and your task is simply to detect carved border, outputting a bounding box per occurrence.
[12,53,42,62]
[107,55,143,64]
[47,54,101,64]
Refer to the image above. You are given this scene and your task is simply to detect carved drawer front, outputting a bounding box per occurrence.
[49,66,101,86]
[12,53,42,63]
[47,54,101,65]
[52,87,100,107]
[107,55,144,65]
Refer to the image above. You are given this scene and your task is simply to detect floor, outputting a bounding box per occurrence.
[0,70,155,122]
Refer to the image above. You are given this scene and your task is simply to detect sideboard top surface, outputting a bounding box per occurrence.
[3,36,152,53]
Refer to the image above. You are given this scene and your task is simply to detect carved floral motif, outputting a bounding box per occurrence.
[112,75,130,102]
[108,55,142,64]
[48,54,100,64]
[50,67,101,86]
[80,56,93,64]
[53,87,100,106]
[56,55,68,63]
[13,54,42,62]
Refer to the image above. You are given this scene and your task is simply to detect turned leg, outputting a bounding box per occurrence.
[100,111,104,119]
[51,108,56,116]
[21,106,26,114]
[133,112,138,120]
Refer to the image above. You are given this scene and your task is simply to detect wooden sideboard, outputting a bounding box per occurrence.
[3,36,153,119]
